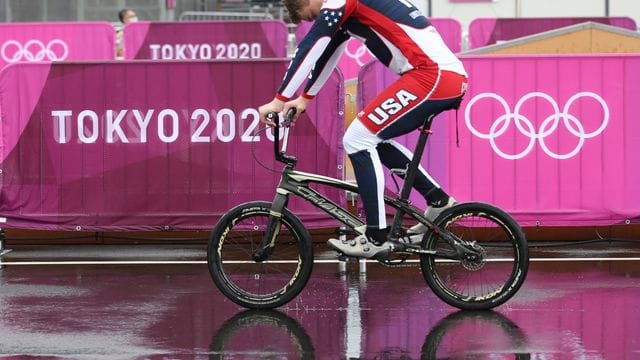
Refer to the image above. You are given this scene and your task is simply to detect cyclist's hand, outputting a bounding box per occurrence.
[283,96,310,126]
[258,98,285,127]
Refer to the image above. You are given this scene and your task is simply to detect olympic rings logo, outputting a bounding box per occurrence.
[465,92,609,160]
[1,39,69,63]
[344,38,373,66]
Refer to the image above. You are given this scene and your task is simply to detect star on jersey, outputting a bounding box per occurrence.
[321,9,342,27]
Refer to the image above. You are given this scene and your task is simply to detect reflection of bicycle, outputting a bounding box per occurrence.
[209,310,314,359]
[422,311,530,359]
[207,108,529,310]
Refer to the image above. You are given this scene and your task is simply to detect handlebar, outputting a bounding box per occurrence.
[267,108,298,166]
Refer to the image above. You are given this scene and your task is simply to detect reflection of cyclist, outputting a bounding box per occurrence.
[258,0,467,258]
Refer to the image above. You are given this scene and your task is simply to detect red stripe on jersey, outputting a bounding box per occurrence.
[354,3,436,70]
[429,70,468,99]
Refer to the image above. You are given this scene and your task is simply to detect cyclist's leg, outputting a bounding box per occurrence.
[326,118,392,257]
[341,69,443,241]
[376,95,462,203]
[369,69,466,200]
[343,120,386,235]
[375,98,459,230]
[328,69,464,256]
[361,71,467,232]
[376,140,449,205]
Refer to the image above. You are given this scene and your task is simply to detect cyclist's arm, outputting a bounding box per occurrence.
[301,30,349,100]
[275,0,354,102]
[280,33,348,121]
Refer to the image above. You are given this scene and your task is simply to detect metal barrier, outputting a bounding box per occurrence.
[179,10,274,21]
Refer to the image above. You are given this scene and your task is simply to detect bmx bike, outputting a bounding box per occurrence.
[207,108,529,310]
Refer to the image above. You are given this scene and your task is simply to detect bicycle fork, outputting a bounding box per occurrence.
[252,189,289,262]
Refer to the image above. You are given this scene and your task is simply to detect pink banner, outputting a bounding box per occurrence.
[452,54,640,226]
[468,17,637,49]
[358,55,640,226]
[0,22,116,70]
[295,18,461,80]
[0,60,344,231]
[123,21,289,60]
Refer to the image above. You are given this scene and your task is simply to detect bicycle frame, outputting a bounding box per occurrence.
[250,165,439,262]
[252,110,474,262]
[274,167,437,234]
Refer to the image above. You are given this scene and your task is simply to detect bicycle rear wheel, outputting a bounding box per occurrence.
[208,201,313,309]
[420,202,528,310]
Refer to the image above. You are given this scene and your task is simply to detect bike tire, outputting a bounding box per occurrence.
[420,202,529,310]
[208,201,314,309]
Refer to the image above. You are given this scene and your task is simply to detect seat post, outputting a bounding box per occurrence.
[389,114,434,237]
[399,114,434,201]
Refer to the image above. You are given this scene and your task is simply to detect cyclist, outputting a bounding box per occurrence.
[258,0,467,258]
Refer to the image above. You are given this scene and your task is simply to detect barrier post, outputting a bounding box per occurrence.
[0,228,6,256]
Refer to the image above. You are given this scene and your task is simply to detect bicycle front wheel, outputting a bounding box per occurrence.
[208,201,313,309]
[209,310,315,359]
[420,202,528,310]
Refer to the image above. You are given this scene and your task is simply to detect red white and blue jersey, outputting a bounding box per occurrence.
[276,0,467,101]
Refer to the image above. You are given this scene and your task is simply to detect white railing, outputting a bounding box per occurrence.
[179,11,274,21]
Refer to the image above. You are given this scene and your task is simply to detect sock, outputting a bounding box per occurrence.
[427,188,449,208]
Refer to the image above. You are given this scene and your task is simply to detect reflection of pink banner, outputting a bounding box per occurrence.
[358,267,638,358]
[0,60,344,231]
[0,22,116,70]
[295,18,461,80]
[124,21,288,60]
[359,55,640,226]
[468,17,637,49]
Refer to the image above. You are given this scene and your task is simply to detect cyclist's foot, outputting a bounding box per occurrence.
[327,235,391,259]
[408,196,457,237]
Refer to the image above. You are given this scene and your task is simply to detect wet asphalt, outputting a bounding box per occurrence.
[0,242,639,359]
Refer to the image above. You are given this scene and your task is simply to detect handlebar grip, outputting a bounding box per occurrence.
[284,108,297,126]
[266,112,278,124]
[266,109,296,128]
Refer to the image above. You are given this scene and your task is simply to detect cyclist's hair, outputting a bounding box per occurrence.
[282,0,308,24]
